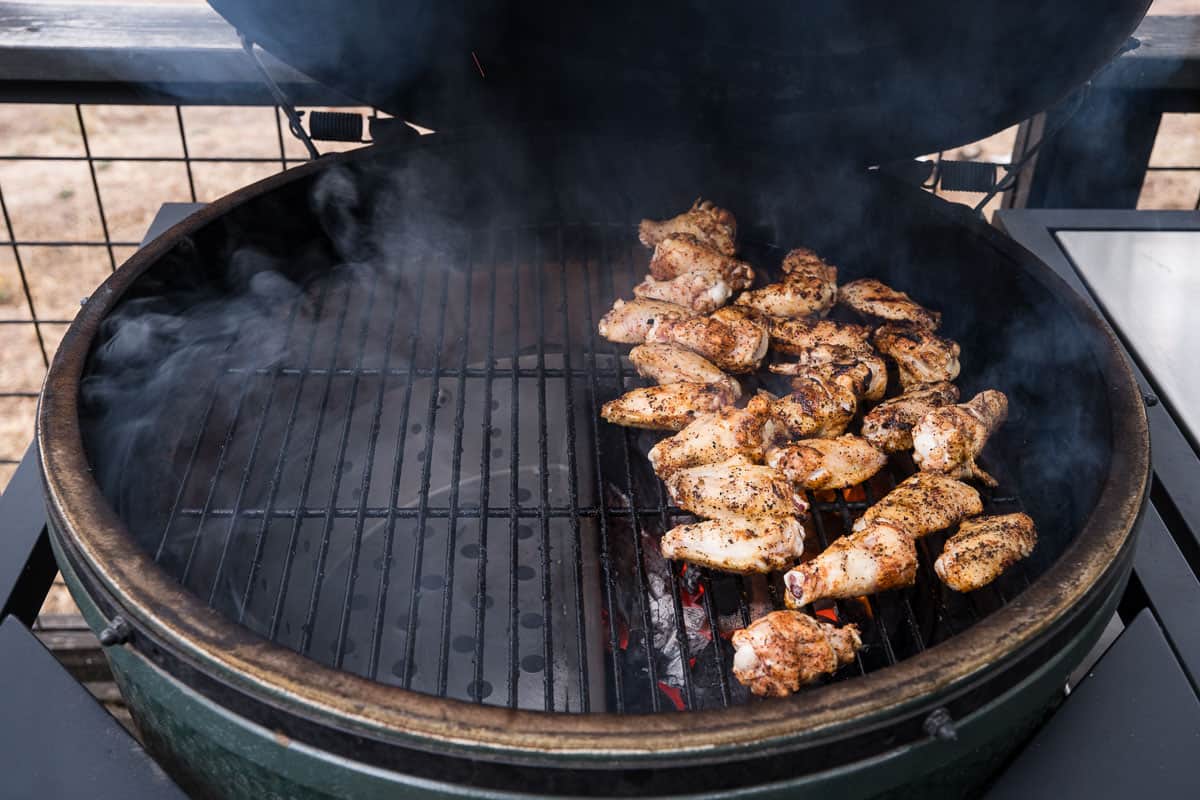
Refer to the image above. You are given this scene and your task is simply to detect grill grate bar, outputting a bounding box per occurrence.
[533,228,557,710]
[506,227,523,708]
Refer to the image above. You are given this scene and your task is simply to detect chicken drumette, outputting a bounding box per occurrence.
[628,343,740,397]
[735,247,838,319]
[935,513,1037,592]
[647,234,755,285]
[600,382,736,431]
[648,305,770,373]
[873,324,961,389]
[766,434,887,491]
[648,392,775,475]
[860,381,959,453]
[852,472,982,538]
[912,389,1009,486]
[731,611,862,697]
[598,298,693,344]
[661,516,805,574]
[840,278,941,329]
[639,199,737,256]
[784,522,918,607]
[664,456,809,519]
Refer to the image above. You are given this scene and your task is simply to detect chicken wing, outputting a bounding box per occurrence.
[873,324,961,389]
[648,305,769,373]
[840,278,941,329]
[860,381,960,453]
[769,343,888,402]
[634,269,734,314]
[648,234,756,285]
[731,611,862,697]
[661,516,805,574]
[639,198,737,256]
[600,382,736,431]
[770,370,860,439]
[766,435,887,491]
[912,390,1009,486]
[934,513,1037,592]
[598,298,693,344]
[735,248,838,319]
[628,343,739,397]
[769,318,872,355]
[648,392,775,476]
[783,522,918,607]
[665,457,809,519]
[852,472,983,537]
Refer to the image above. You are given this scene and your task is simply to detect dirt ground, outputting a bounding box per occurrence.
[2,1,1198,502]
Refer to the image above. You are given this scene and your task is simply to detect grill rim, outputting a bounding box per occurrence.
[37,138,1151,765]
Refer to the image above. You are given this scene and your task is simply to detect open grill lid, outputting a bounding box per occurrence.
[208,0,1150,164]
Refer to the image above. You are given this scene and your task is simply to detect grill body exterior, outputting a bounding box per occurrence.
[38,136,1150,797]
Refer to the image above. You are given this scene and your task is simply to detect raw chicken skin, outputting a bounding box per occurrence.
[665,457,809,519]
[598,297,693,344]
[784,522,918,607]
[661,516,805,574]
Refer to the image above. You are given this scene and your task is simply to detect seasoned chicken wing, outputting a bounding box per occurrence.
[784,522,918,607]
[665,457,809,519]
[770,370,860,440]
[639,199,737,256]
[840,278,941,329]
[598,298,693,344]
[912,390,1009,486]
[861,381,960,453]
[770,318,872,355]
[648,305,769,373]
[852,472,983,537]
[661,516,805,574]
[601,382,736,431]
[735,248,838,319]
[770,343,888,401]
[629,343,739,397]
[634,269,734,314]
[648,234,755,285]
[935,513,1037,592]
[648,392,775,476]
[873,324,961,389]
[766,434,887,490]
[731,611,862,697]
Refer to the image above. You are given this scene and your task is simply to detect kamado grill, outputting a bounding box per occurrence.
[37,2,1152,797]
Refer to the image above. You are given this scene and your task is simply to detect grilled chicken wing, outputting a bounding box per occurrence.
[840,278,941,329]
[770,370,860,439]
[629,343,739,397]
[648,392,775,476]
[861,381,960,453]
[731,611,862,697]
[648,234,755,285]
[639,199,737,256]
[769,343,888,402]
[873,324,961,389]
[634,269,734,314]
[935,513,1037,592]
[598,298,693,344]
[661,516,805,574]
[649,305,769,373]
[735,248,838,319]
[601,382,736,431]
[665,457,809,519]
[766,435,887,491]
[770,318,872,356]
[912,390,1009,486]
[784,522,918,607]
[852,472,983,537]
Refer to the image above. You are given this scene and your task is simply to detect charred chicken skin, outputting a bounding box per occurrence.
[638,198,737,256]
[731,611,862,697]
[769,318,872,356]
[628,343,740,398]
[770,369,860,440]
[852,472,983,538]
[634,269,735,314]
[873,324,961,389]
[784,522,918,607]
[647,234,755,285]
[912,389,1009,486]
[840,278,942,329]
[735,248,838,319]
[648,393,775,476]
[860,381,960,453]
[766,434,888,491]
[769,343,888,402]
[598,298,693,344]
[665,457,809,519]
[935,513,1037,592]
[648,305,770,374]
[661,516,805,574]
[600,382,736,431]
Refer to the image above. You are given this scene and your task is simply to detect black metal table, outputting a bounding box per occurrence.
[2,205,1199,798]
